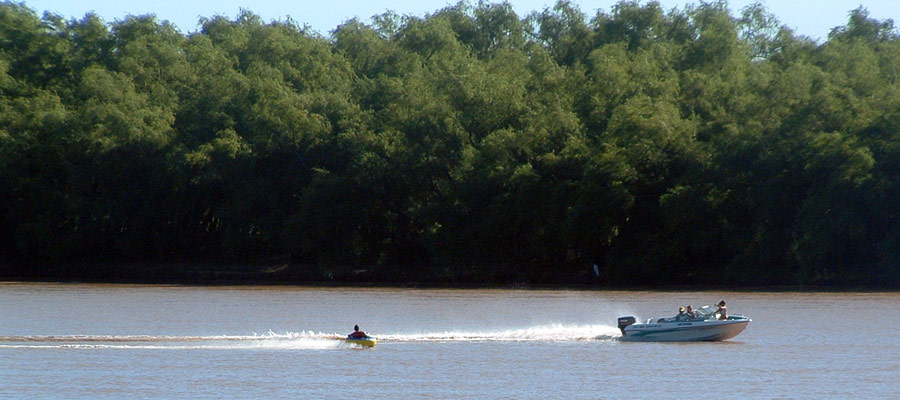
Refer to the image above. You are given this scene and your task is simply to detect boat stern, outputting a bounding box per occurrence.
[617,316,636,336]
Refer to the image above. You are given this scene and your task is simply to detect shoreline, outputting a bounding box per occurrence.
[2,278,896,293]
[2,261,897,291]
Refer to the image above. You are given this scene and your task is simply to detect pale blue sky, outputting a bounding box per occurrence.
[21,0,900,41]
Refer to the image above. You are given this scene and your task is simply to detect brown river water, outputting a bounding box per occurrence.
[1,283,897,398]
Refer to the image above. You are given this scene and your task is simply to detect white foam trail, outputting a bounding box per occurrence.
[0,331,345,350]
[380,324,622,342]
[0,325,624,349]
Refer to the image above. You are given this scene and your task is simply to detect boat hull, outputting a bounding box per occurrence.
[621,318,750,342]
[345,337,377,347]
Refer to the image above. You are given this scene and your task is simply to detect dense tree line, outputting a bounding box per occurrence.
[2,0,899,286]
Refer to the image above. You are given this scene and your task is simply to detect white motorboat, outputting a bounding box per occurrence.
[617,305,751,342]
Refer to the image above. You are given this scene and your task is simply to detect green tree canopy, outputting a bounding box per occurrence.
[3,0,900,287]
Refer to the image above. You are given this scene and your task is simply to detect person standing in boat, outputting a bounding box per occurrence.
[716,300,727,320]
[348,324,367,338]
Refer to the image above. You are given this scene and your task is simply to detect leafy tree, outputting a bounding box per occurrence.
[4,1,900,287]
[527,0,593,66]
[829,7,897,44]
[737,2,781,60]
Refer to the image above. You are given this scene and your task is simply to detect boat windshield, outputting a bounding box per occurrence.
[694,305,717,320]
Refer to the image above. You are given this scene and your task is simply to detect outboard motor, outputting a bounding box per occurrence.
[617,316,636,335]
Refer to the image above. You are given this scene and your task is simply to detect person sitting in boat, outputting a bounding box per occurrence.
[675,307,688,321]
[685,305,697,319]
[348,324,367,339]
[716,300,727,320]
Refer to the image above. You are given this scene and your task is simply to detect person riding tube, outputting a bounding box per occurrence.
[348,324,367,339]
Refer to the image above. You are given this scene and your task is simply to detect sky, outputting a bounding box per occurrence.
[20,0,900,42]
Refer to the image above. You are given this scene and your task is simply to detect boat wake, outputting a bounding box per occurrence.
[0,324,622,349]
[381,324,622,342]
[0,331,345,350]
